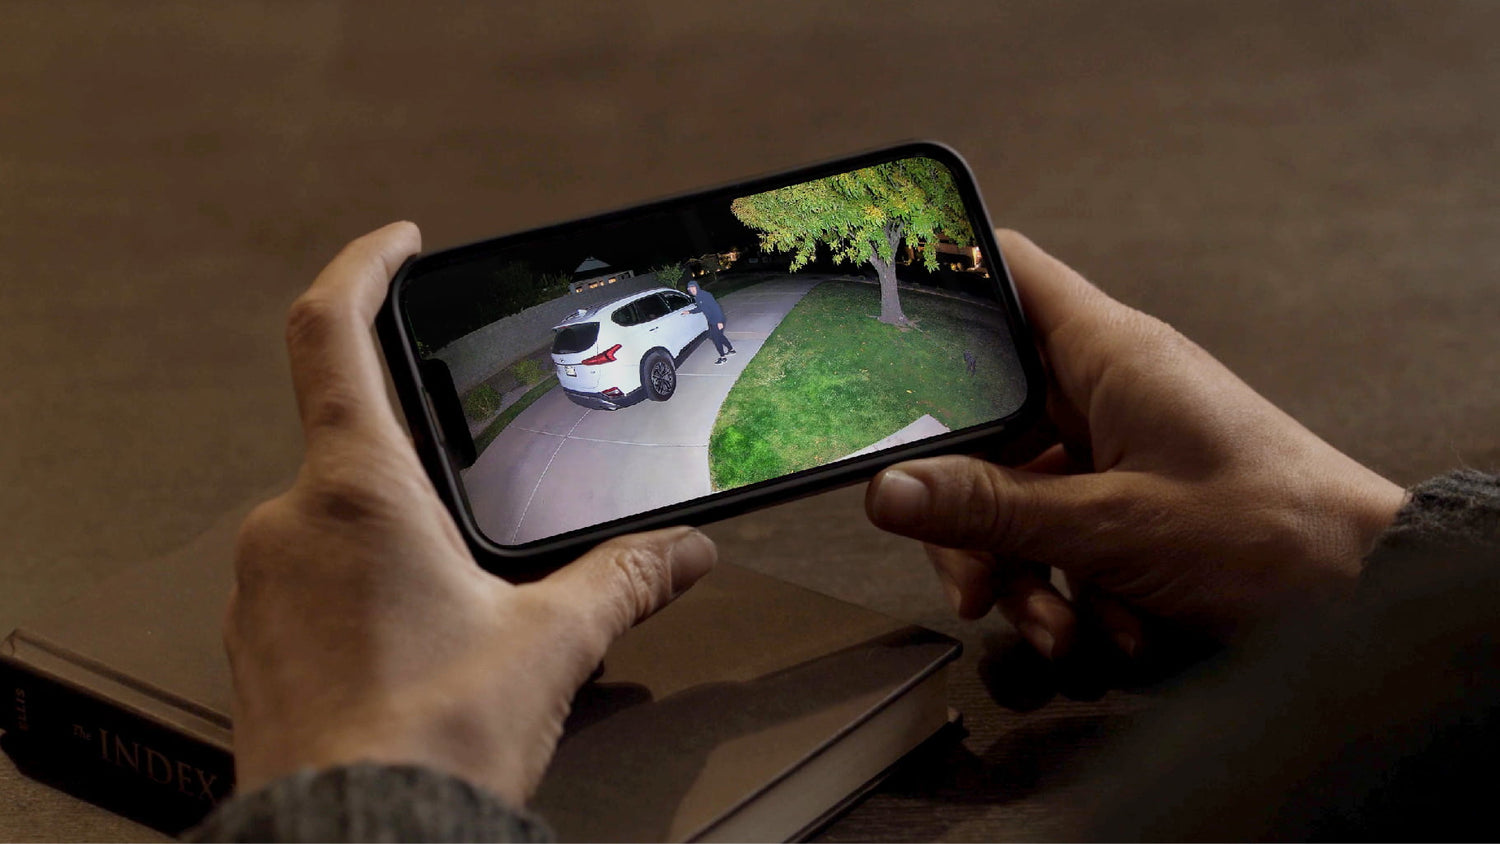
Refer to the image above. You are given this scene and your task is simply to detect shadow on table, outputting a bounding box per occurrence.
[826,627,1226,842]
[978,616,1226,711]
[533,626,957,842]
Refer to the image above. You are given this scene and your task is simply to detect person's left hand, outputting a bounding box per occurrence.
[226,222,716,807]
[717,322,724,330]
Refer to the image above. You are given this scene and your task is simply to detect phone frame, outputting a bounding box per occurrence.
[377,141,1046,580]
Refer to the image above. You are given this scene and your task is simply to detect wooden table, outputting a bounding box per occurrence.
[3,1,1498,839]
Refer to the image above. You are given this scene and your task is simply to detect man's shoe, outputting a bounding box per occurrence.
[715,357,727,365]
[727,348,737,355]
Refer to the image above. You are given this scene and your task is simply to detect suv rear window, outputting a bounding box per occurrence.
[552,323,600,355]
[610,302,639,327]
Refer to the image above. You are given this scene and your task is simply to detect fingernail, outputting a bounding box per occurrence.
[1020,622,1056,660]
[668,529,717,594]
[872,469,930,527]
[1025,594,1071,660]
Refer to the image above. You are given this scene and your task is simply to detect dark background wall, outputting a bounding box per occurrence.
[2,2,1497,839]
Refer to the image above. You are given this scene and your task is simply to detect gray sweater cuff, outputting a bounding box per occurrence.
[184,763,554,843]
[1362,468,1500,588]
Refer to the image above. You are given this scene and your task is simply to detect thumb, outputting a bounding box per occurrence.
[866,454,1128,572]
[526,527,717,656]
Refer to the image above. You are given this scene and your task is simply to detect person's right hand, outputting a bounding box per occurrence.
[866,231,1405,661]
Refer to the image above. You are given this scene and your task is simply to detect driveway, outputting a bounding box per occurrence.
[462,275,821,545]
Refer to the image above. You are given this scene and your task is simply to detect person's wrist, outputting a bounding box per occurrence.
[1351,475,1407,560]
[1316,469,1407,585]
[236,704,533,807]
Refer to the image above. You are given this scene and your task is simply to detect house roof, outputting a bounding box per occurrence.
[574,256,611,274]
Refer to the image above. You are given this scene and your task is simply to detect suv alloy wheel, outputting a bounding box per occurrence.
[642,350,677,401]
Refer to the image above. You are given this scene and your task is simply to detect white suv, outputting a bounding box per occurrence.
[550,288,708,410]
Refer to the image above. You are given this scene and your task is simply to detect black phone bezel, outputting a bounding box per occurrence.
[377,141,1047,581]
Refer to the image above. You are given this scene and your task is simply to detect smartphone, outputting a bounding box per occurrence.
[378,141,1045,579]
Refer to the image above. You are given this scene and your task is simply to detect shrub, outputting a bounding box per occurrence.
[539,270,573,299]
[462,384,502,420]
[510,357,549,387]
[473,376,559,455]
[653,263,686,288]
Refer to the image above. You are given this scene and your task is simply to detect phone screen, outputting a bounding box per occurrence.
[396,149,1030,549]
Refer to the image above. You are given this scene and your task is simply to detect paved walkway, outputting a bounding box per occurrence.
[841,414,951,460]
[462,275,821,545]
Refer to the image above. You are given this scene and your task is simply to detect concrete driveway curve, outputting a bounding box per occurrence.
[462,274,821,546]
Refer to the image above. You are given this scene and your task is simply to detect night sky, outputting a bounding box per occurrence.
[424,191,761,284]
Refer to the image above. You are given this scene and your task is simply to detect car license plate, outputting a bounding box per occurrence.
[565,365,576,377]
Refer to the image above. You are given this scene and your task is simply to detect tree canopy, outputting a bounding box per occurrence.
[730,157,974,273]
[730,157,975,325]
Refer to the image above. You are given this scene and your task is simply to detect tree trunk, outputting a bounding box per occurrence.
[869,223,909,326]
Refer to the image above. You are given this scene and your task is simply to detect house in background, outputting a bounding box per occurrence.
[896,238,988,276]
[570,256,634,294]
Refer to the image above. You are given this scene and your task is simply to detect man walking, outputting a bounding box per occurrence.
[686,280,735,365]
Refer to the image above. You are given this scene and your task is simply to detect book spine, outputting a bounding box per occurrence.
[0,653,235,833]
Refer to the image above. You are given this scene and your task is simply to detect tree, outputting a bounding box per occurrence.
[693,253,721,285]
[729,157,974,326]
[651,263,686,289]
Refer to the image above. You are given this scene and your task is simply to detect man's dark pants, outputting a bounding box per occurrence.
[707,323,734,357]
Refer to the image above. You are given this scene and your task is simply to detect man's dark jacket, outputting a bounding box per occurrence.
[690,288,724,325]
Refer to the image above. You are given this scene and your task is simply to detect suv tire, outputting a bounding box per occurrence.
[642,350,677,402]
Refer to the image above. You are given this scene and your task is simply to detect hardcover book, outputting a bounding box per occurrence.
[0,503,960,841]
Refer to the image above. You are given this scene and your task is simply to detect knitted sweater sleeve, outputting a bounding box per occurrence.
[1086,468,1500,841]
[1360,468,1500,587]
[184,764,553,843]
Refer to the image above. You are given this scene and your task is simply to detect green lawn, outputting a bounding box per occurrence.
[708,280,1022,490]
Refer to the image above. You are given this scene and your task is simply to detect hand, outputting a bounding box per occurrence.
[227,223,716,805]
[717,322,724,330]
[866,230,1403,662]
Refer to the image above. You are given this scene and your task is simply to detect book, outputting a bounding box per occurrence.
[0,502,960,841]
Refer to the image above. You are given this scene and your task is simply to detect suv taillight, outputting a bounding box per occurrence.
[580,344,622,366]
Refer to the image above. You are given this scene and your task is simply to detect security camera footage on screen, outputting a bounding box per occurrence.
[402,155,1027,547]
